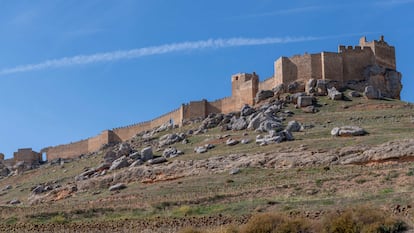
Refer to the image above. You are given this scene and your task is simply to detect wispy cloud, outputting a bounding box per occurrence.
[0,36,321,75]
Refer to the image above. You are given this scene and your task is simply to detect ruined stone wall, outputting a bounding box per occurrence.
[112,121,152,142]
[321,52,343,82]
[290,54,312,82]
[13,149,41,163]
[259,77,276,91]
[45,139,89,161]
[183,100,207,120]
[207,96,236,114]
[3,158,14,168]
[274,57,297,85]
[373,42,396,70]
[150,107,183,128]
[311,54,322,80]
[360,36,396,70]
[87,130,120,152]
[340,46,375,82]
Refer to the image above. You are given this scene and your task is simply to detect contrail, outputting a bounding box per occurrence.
[0,35,336,75]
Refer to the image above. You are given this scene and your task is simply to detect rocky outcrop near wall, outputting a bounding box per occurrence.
[365,65,402,99]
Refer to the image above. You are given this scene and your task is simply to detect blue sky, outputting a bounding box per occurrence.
[0,0,413,158]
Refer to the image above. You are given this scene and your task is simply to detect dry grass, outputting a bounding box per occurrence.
[0,98,413,232]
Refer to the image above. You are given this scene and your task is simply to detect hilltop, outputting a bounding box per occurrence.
[0,92,413,232]
[0,35,412,232]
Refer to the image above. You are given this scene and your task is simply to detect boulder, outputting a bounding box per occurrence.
[297,96,314,107]
[305,79,317,94]
[2,185,12,191]
[108,183,127,192]
[129,152,141,160]
[95,162,111,172]
[226,138,239,146]
[148,157,167,165]
[159,133,184,147]
[348,91,361,98]
[247,113,263,130]
[229,168,241,175]
[272,83,285,96]
[205,144,215,150]
[0,163,10,177]
[256,90,274,102]
[103,150,117,163]
[109,156,129,171]
[241,139,250,144]
[257,120,283,133]
[32,185,45,195]
[231,117,248,131]
[129,160,144,167]
[302,106,319,113]
[316,80,328,96]
[286,120,302,132]
[365,65,402,99]
[200,113,224,129]
[194,146,208,154]
[279,130,294,141]
[328,87,343,100]
[140,147,153,161]
[287,92,307,104]
[194,144,214,154]
[364,86,382,99]
[163,147,183,158]
[240,105,255,117]
[287,81,305,93]
[117,143,132,157]
[331,126,367,137]
[9,199,21,205]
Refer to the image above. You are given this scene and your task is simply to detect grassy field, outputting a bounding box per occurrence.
[0,96,413,232]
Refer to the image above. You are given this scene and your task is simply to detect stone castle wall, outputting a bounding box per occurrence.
[33,36,398,162]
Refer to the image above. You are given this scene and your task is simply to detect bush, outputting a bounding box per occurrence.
[50,214,68,224]
[240,213,311,233]
[322,206,407,233]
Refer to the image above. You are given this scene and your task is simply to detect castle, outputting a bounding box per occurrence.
[1,36,401,166]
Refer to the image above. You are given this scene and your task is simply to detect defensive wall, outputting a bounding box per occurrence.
[2,36,397,163]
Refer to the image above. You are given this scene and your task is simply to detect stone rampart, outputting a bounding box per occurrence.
[36,35,399,162]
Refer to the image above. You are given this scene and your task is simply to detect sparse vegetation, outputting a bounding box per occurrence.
[0,97,413,232]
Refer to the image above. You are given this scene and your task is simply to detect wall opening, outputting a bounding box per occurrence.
[42,152,47,162]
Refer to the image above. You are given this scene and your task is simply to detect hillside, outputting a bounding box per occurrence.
[0,93,413,232]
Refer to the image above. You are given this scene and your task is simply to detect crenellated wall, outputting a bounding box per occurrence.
[37,35,398,162]
[44,139,89,161]
[339,45,375,82]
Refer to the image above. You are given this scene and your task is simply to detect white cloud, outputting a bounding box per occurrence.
[0,36,320,75]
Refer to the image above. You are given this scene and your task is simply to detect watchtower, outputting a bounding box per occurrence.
[231,72,259,108]
[359,35,396,70]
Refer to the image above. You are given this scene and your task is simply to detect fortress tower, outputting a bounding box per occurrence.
[274,35,397,87]
[231,72,259,108]
[359,35,396,70]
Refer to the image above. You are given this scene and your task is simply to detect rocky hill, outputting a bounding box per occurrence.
[0,91,413,232]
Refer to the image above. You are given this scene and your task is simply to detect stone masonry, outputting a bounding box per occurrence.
[2,36,401,162]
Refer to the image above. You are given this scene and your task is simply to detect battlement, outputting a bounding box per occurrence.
[338,45,371,53]
[231,72,259,82]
